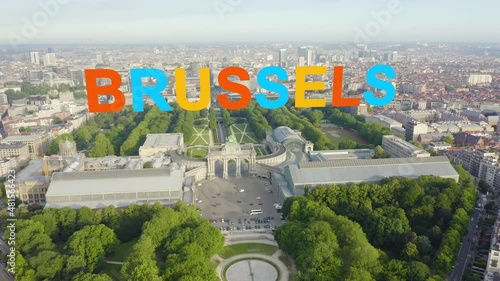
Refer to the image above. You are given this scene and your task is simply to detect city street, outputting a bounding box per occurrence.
[449,208,482,281]
[0,230,14,281]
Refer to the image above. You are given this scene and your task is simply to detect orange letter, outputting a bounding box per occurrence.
[175,67,210,111]
[332,66,360,107]
[85,69,125,112]
[217,67,251,110]
[295,66,326,108]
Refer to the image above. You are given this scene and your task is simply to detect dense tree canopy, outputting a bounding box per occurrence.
[2,202,223,281]
[278,169,477,280]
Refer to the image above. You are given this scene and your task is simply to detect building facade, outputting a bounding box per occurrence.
[382,135,430,158]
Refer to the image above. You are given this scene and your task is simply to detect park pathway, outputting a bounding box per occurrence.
[215,235,289,281]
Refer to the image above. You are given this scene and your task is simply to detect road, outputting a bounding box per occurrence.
[216,120,227,143]
[0,265,13,281]
[0,231,14,281]
[448,208,481,281]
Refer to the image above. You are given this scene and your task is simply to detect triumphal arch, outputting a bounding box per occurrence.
[207,135,257,179]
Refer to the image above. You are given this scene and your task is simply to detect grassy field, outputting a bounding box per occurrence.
[218,243,277,259]
[321,128,367,146]
[188,125,211,146]
[254,146,269,156]
[232,124,247,131]
[102,263,123,281]
[101,238,139,280]
[229,123,258,144]
[109,238,138,262]
[188,147,208,158]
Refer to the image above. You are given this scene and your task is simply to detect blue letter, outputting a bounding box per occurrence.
[256,66,289,109]
[364,64,396,106]
[130,68,171,112]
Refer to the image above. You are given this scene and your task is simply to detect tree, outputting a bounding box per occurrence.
[401,242,419,260]
[416,236,433,256]
[72,272,113,281]
[373,145,390,159]
[443,136,453,145]
[52,116,64,124]
[74,127,92,150]
[121,235,162,281]
[365,206,411,248]
[13,251,37,281]
[345,268,375,281]
[479,179,492,194]
[338,140,358,149]
[143,162,153,169]
[89,133,115,157]
[9,220,54,256]
[408,261,431,281]
[410,141,423,148]
[77,206,95,228]
[28,250,64,280]
[65,255,87,276]
[66,224,119,272]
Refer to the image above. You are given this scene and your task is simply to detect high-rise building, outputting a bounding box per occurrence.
[47,47,55,53]
[30,52,40,65]
[43,53,57,66]
[96,53,104,64]
[306,49,314,65]
[298,47,308,66]
[405,121,428,142]
[392,51,398,62]
[279,49,287,68]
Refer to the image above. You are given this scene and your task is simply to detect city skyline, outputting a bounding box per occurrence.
[0,0,499,45]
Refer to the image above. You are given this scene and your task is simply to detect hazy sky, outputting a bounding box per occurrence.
[0,0,499,45]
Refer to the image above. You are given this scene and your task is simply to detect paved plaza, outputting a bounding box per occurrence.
[194,177,284,230]
[226,259,278,281]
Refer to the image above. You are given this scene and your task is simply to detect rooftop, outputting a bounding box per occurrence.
[46,168,183,196]
[309,149,374,161]
[141,133,183,147]
[272,126,304,143]
[287,156,459,186]
[0,142,26,149]
[2,134,43,142]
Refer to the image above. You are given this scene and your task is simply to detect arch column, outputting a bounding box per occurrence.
[235,158,241,178]
[223,159,228,179]
[249,156,257,177]
[207,159,215,180]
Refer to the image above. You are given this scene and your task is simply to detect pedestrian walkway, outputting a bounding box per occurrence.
[215,235,290,281]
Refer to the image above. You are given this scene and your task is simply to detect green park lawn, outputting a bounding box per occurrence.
[229,124,258,144]
[110,238,139,262]
[187,125,210,146]
[188,147,208,158]
[102,263,123,281]
[101,238,139,280]
[325,130,362,146]
[218,243,277,259]
[254,146,268,156]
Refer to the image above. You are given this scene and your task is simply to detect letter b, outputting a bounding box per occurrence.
[85,69,125,112]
